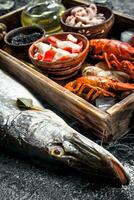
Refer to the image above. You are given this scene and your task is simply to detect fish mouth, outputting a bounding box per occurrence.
[62,132,130,185]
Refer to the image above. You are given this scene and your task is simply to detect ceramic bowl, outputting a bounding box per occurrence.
[29,32,89,80]
[60,5,114,39]
[4,25,45,50]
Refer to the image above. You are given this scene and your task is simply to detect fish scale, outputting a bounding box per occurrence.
[0,69,130,185]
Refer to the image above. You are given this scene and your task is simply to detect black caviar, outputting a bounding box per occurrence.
[11,32,42,45]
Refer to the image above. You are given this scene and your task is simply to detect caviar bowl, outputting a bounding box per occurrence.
[4,25,45,50]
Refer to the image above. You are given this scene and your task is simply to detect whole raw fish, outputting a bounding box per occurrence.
[0,69,130,185]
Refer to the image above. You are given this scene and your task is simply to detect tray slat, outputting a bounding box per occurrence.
[0,0,134,141]
[0,49,112,139]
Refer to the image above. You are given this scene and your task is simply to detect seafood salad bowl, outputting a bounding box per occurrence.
[29,32,89,80]
[60,4,114,39]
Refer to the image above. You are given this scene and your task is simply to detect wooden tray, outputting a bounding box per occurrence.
[0,0,134,141]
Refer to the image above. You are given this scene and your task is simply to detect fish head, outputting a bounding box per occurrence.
[47,128,130,186]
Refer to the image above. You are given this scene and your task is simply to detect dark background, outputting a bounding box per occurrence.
[1,0,134,16]
[0,0,134,200]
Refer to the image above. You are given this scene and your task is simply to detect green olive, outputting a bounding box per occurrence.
[0,23,7,32]
[0,33,4,40]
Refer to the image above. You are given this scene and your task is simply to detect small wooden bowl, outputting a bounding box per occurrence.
[60,5,114,39]
[29,32,89,80]
[4,25,45,50]
[4,25,45,60]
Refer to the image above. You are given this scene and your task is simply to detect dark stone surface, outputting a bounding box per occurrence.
[0,108,134,200]
[0,1,134,200]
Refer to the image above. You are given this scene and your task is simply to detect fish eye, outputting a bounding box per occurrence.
[48,146,64,157]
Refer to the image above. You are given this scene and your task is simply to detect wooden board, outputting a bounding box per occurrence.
[0,0,134,141]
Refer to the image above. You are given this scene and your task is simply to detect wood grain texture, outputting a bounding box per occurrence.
[0,0,134,141]
[107,93,134,140]
[0,49,112,139]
